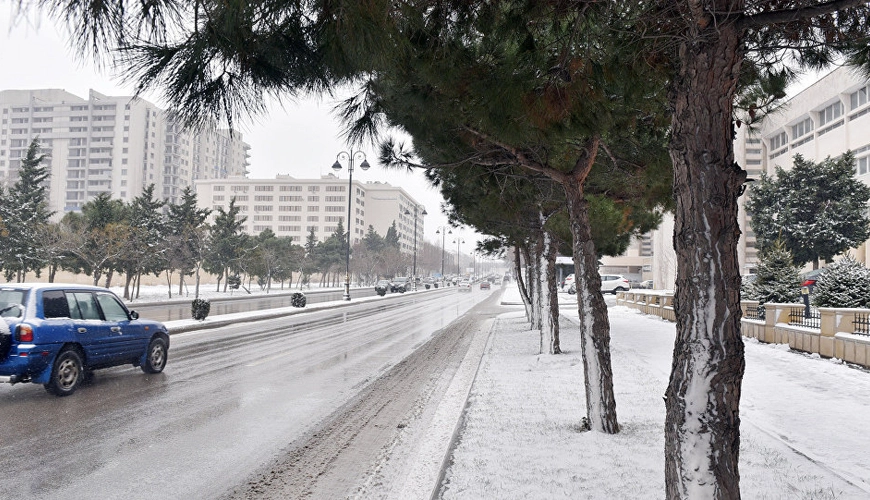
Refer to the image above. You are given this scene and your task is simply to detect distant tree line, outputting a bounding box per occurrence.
[0,139,417,299]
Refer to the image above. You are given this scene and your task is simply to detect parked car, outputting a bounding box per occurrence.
[375,279,390,296]
[563,273,575,291]
[570,274,631,294]
[390,277,411,293]
[640,280,654,289]
[0,284,170,396]
[601,274,631,294]
[458,280,472,292]
[480,281,491,290]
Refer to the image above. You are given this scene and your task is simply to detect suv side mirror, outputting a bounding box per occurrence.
[129,310,140,320]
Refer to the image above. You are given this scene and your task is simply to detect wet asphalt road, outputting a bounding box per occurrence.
[0,286,494,500]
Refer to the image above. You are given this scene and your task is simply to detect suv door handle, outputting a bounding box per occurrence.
[77,327,87,333]
[110,326,121,332]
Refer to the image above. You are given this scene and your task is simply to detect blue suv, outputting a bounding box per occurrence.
[0,284,170,396]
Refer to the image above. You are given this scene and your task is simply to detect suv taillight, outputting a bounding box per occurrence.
[16,325,33,342]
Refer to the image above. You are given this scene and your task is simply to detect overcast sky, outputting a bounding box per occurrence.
[0,7,475,249]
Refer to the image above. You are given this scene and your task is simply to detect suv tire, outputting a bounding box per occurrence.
[44,347,84,396]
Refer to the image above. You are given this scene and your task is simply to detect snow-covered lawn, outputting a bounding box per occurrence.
[440,289,870,499]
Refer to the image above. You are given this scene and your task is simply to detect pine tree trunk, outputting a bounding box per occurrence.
[518,245,534,323]
[563,179,618,434]
[514,246,532,317]
[545,228,561,354]
[538,225,549,353]
[665,8,746,498]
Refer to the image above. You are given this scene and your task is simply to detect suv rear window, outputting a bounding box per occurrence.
[0,289,26,317]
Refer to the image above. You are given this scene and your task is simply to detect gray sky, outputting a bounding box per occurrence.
[0,7,477,249]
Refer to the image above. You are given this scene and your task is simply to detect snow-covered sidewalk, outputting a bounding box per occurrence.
[439,285,870,499]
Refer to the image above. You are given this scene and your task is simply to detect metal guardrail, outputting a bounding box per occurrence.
[788,306,820,329]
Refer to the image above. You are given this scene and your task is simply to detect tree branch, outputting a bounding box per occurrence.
[460,126,572,183]
[737,0,869,30]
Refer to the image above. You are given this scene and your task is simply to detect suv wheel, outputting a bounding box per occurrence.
[614,287,627,294]
[142,337,168,374]
[44,347,84,396]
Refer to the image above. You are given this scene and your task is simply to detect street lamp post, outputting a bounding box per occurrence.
[404,205,427,290]
[436,226,451,283]
[453,238,465,276]
[332,150,370,301]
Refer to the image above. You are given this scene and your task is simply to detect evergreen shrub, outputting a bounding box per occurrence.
[191,298,211,320]
[812,255,870,308]
[742,241,801,304]
[291,292,307,308]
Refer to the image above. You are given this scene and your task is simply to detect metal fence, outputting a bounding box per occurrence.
[744,304,766,321]
[854,313,870,336]
[788,306,821,329]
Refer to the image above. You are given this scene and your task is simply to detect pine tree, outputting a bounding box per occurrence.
[743,241,801,304]
[812,255,870,309]
[2,139,54,281]
[166,187,211,296]
[746,153,870,269]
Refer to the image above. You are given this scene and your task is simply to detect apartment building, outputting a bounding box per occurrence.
[364,181,426,253]
[0,89,249,216]
[195,175,425,251]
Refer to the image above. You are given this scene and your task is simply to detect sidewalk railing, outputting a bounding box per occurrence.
[616,291,870,369]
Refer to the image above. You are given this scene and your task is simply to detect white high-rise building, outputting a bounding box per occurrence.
[0,89,249,217]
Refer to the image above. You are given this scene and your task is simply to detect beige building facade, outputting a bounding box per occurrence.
[194,175,425,251]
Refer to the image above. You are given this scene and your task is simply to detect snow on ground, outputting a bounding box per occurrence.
[104,281,870,498]
[440,285,870,499]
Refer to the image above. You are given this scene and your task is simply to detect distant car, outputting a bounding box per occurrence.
[390,277,411,293]
[480,281,491,290]
[640,280,654,289]
[375,279,390,296]
[563,273,575,291]
[458,280,472,292]
[601,275,631,294]
[0,284,170,396]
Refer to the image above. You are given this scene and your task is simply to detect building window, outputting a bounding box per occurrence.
[254,185,274,192]
[769,132,788,151]
[308,185,320,192]
[819,101,843,126]
[791,117,813,139]
[308,196,319,202]
[851,85,870,110]
[214,185,225,191]
[857,156,869,176]
[307,206,320,212]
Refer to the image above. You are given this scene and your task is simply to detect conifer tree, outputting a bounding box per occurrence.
[743,241,801,305]
[2,139,53,281]
[812,254,870,309]
[747,153,870,269]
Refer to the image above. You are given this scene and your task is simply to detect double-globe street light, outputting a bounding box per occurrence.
[332,150,370,301]
[403,205,427,291]
[453,237,465,277]
[435,226,451,284]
